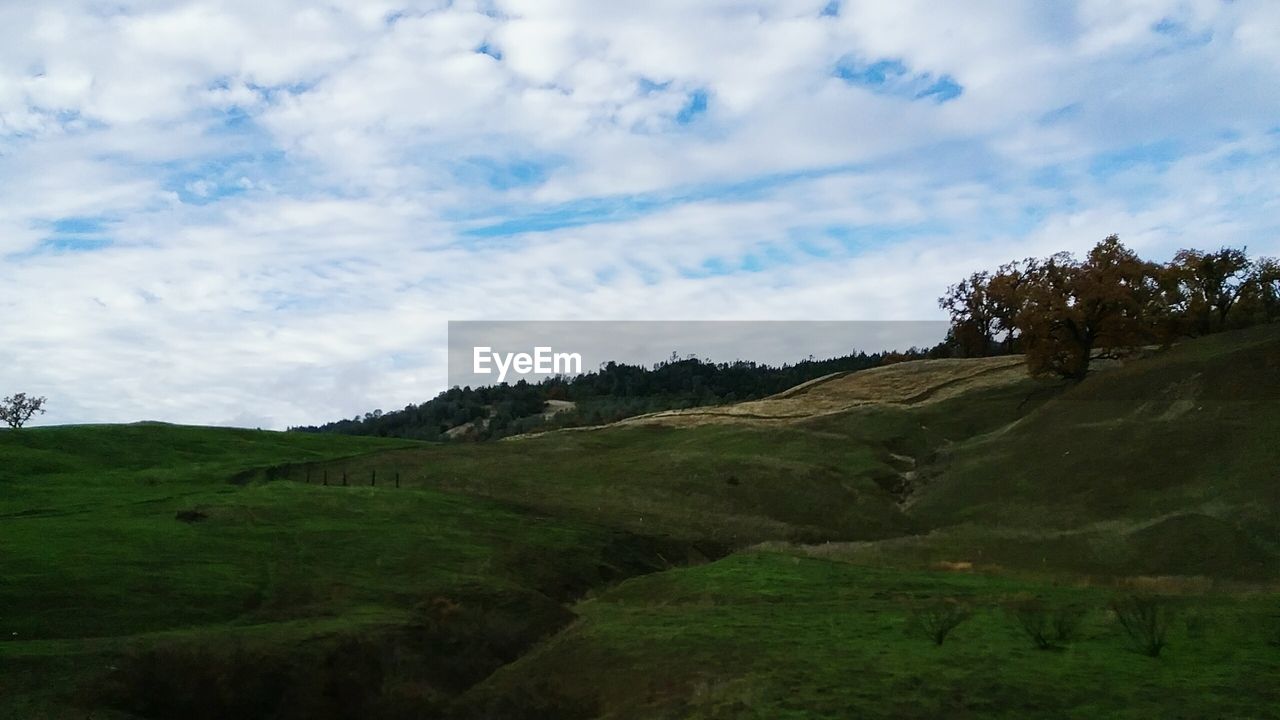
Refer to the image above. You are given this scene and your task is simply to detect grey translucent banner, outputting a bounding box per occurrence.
[447,320,948,388]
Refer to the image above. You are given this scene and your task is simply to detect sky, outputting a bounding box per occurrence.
[2,0,1279,428]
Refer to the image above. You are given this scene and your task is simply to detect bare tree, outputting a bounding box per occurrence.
[1,393,47,429]
[1111,595,1174,657]
[1008,597,1086,650]
[910,598,973,646]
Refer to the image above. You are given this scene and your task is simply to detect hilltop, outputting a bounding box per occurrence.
[292,346,945,441]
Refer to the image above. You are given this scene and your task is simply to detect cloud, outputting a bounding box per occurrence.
[1,0,1278,428]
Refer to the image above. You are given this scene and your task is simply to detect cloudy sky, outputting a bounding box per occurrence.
[3,0,1278,428]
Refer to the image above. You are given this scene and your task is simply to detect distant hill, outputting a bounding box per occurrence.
[291,346,948,441]
[292,324,1280,577]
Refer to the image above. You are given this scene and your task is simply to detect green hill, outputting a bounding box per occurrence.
[464,552,1280,720]
[3,326,1279,718]
[0,425,688,718]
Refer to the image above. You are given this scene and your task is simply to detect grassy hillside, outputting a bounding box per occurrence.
[907,323,1280,542]
[286,423,913,547]
[4,327,1279,718]
[771,324,1280,580]
[466,552,1280,720]
[281,355,1057,549]
[0,425,689,718]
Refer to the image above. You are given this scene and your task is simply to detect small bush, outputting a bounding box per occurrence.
[1110,594,1174,657]
[1009,597,1086,650]
[910,598,972,646]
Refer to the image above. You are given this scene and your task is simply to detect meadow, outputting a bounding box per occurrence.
[3,325,1278,718]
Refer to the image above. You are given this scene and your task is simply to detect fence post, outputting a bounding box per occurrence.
[342,470,347,487]
[323,470,328,486]
[371,469,376,487]
[395,471,400,488]
[305,467,311,484]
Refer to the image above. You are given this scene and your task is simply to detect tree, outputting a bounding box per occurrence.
[1239,256,1280,324]
[1167,247,1253,335]
[1017,237,1160,380]
[941,239,1274,382]
[1,393,47,429]
[910,598,972,646]
[985,258,1038,353]
[1111,595,1174,657]
[1008,597,1086,650]
[939,271,996,357]
[935,259,1043,357]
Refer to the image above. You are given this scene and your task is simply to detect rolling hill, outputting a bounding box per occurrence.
[2,325,1278,718]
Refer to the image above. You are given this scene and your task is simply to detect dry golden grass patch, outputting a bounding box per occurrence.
[614,355,1030,429]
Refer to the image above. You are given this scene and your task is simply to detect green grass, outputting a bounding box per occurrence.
[908,324,1280,543]
[4,327,1279,717]
[0,424,686,717]
[469,552,1280,719]
[779,513,1278,581]
[284,422,915,547]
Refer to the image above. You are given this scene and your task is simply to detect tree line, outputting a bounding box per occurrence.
[939,236,1279,379]
[291,348,941,441]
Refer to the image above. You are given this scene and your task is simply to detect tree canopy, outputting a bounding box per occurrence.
[1,393,48,430]
[940,237,1279,379]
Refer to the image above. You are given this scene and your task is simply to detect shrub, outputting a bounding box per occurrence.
[1110,595,1174,657]
[1009,597,1086,650]
[910,598,972,646]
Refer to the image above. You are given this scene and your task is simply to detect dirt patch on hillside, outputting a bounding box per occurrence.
[542,399,576,418]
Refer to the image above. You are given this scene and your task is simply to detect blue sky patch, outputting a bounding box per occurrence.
[835,57,963,103]
[37,236,113,254]
[638,77,672,95]
[1039,102,1083,125]
[836,58,907,86]
[450,155,560,191]
[456,165,868,238]
[916,76,962,102]
[163,157,259,205]
[1089,141,1180,179]
[677,89,710,124]
[49,216,109,234]
[1152,17,1213,48]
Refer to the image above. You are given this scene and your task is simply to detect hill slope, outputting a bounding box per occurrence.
[281,326,1280,575]
[904,324,1280,556]
[0,425,690,718]
[4,327,1279,718]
